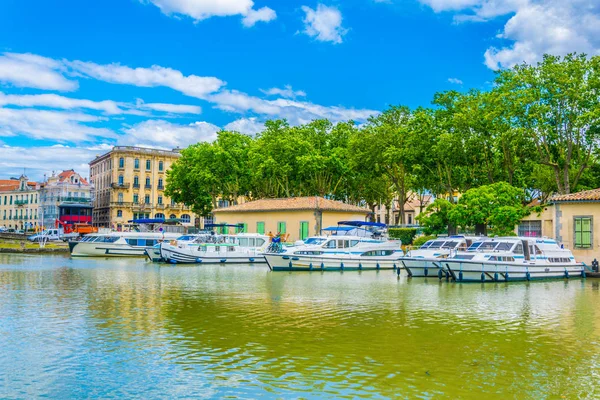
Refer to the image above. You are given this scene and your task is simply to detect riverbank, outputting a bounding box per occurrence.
[0,239,69,254]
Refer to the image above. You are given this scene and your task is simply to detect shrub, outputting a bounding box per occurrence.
[413,235,437,248]
[388,228,417,244]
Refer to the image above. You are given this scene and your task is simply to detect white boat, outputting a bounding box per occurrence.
[264,221,403,272]
[69,231,181,257]
[400,236,479,278]
[438,237,585,282]
[160,233,270,264]
[144,232,211,262]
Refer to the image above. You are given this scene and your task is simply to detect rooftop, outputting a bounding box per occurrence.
[90,146,182,164]
[0,179,37,192]
[550,188,600,203]
[213,196,370,214]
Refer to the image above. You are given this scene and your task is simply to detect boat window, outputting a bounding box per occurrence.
[514,244,524,254]
[495,242,513,251]
[361,250,394,256]
[452,254,475,260]
[238,238,249,247]
[323,240,336,249]
[467,242,483,251]
[127,239,137,246]
[102,236,119,243]
[350,240,359,247]
[548,257,571,263]
[442,241,458,249]
[295,251,323,255]
[305,238,326,245]
[478,242,498,251]
[177,235,194,241]
[420,240,434,249]
[488,256,515,262]
[534,245,542,255]
[428,241,445,249]
[255,239,265,246]
[529,245,536,256]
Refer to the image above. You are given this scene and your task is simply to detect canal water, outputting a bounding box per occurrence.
[1,255,599,399]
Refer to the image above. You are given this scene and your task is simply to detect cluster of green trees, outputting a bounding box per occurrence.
[167,54,600,233]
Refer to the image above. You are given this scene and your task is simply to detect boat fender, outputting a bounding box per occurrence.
[289,261,293,269]
[249,258,254,263]
[445,270,450,280]
[292,257,299,261]
[220,259,226,263]
[196,258,203,263]
[320,262,324,270]
[564,270,569,279]
[438,268,443,279]
[282,255,290,260]
[481,272,485,282]
[340,262,344,270]
[458,271,463,281]
[376,262,380,270]
[424,267,428,277]
[526,271,531,281]
[309,262,313,270]
[581,269,586,278]
[170,259,177,265]
[393,263,397,270]
[494,272,499,282]
[505,272,509,281]
[358,263,362,270]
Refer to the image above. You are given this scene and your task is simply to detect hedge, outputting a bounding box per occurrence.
[388,228,417,244]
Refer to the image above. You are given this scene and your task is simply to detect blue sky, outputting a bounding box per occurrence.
[0,0,598,180]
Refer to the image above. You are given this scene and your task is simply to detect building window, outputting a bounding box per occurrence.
[134,158,140,169]
[158,196,163,205]
[133,194,139,204]
[181,214,191,224]
[9,196,12,205]
[3,196,5,205]
[256,221,265,234]
[117,210,123,218]
[169,214,176,219]
[158,178,163,189]
[119,157,124,168]
[518,220,542,237]
[159,161,164,171]
[277,222,286,234]
[118,175,124,185]
[117,193,123,203]
[133,176,139,187]
[144,194,150,204]
[155,213,165,219]
[574,216,593,249]
[146,160,151,170]
[145,177,151,188]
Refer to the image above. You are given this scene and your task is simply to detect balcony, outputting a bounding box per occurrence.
[14,200,28,206]
[133,183,140,189]
[111,182,130,189]
[157,185,164,190]
[59,196,91,203]
[110,201,133,207]
[144,184,152,189]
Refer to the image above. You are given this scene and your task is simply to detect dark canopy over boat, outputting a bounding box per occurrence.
[338,221,386,228]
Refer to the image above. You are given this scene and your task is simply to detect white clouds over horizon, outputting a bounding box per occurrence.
[0,53,78,91]
[419,0,600,69]
[144,0,277,27]
[301,4,347,44]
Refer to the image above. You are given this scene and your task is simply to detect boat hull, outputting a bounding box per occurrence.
[70,242,149,257]
[442,260,586,282]
[265,253,401,272]
[160,245,266,264]
[145,247,162,262]
[400,258,449,278]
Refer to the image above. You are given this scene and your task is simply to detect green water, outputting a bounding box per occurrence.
[1,254,599,399]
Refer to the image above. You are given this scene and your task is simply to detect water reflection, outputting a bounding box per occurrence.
[0,254,599,398]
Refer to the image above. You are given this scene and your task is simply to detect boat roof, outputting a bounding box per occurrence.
[205,223,244,228]
[322,226,355,232]
[338,221,386,228]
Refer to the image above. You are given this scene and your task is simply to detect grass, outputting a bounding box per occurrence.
[0,239,68,250]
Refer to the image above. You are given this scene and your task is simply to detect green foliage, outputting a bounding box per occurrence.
[388,228,417,245]
[448,182,532,235]
[416,198,453,235]
[413,235,437,248]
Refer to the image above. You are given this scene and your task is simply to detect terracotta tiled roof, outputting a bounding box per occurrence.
[57,169,89,185]
[550,189,600,202]
[0,180,37,192]
[213,196,370,213]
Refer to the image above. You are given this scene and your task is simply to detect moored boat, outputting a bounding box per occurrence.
[439,237,585,282]
[69,231,180,257]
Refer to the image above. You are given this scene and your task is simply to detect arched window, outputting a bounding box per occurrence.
[145,177,151,187]
[119,157,124,168]
[133,176,139,187]
[117,210,123,217]
[181,214,191,223]
[118,175,124,185]
[155,213,165,219]
[169,214,176,219]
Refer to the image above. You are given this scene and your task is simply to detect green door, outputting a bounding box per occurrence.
[256,222,265,234]
[277,222,286,234]
[300,221,309,240]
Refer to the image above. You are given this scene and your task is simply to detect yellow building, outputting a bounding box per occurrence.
[519,188,600,264]
[0,175,40,231]
[89,146,196,229]
[212,196,371,241]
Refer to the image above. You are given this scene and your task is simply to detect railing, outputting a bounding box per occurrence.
[157,185,164,190]
[133,183,140,189]
[113,146,181,157]
[14,200,28,206]
[111,183,130,189]
[110,201,134,207]
[144,184,152,189]
[59,197,91,203]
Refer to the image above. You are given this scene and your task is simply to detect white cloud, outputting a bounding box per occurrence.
[242,6,277,27]
[67,60,224,99]
[224,117,265,135]
[301,4,348,44]
[419,0,600,70]
[0,108,115,142]
[260,85,306,99]
[134,99,201,114]
[447,77,463,84]
[122,119,219,149]
[0,144,112,181]
[0,53,77,91]
[145,0,276,26]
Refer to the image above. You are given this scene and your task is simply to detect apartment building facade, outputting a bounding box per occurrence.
[38,169,93,229]
[0,175,40,231]
[89,146,196,229]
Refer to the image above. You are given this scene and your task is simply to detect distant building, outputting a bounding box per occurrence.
[89,146,196,229]
[373,192,434,225]
[519,188,600,264]
[213,196,370,242]
[0,175,40,231]
[39,169,93,229]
